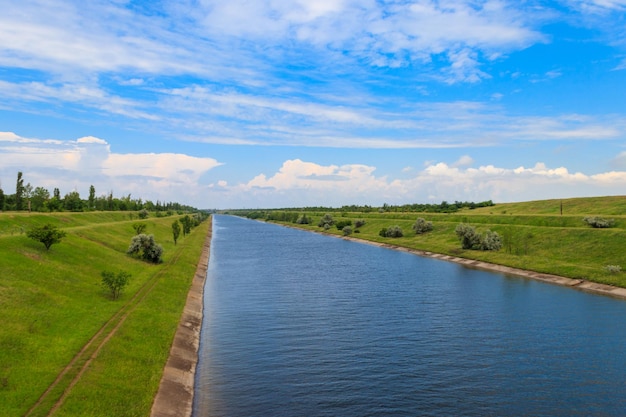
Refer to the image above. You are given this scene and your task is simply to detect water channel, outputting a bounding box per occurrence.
[193,214,626,416]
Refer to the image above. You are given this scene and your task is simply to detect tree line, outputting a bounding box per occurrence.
[0,171,199,213]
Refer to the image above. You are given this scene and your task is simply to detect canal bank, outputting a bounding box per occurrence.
[150,221,212,417]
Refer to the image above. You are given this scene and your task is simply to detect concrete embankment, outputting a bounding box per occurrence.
[355,238,626,301]
[150,222,212,417]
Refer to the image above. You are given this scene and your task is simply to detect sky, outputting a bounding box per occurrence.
[1,0,625,209]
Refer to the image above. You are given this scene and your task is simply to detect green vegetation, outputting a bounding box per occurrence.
[0,210,209,416]
[26,223,67,250]
[232,196,626,287]
[101,270,132,300]
[127,233,164,264]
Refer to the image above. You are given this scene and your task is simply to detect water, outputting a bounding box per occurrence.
[193,215,626,416]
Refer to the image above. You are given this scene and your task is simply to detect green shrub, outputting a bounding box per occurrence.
[605,265,622,274]
[355,219,366,228]
[455,223,501,251]
[336,220,352,230]
[583,216,615,228]
[412,218,433,234]
[342,226,353,236]
[127,234,163,263]
[318,213,335,228]
[101,270,131,300]
[296,214,311,224]
[379,225,403,238]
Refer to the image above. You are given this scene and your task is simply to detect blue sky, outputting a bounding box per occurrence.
[1,0,625,209]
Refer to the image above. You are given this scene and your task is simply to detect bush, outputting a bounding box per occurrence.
[127,234,163,263]
[379,225,403,238]
[296,214,311,224]
[27,223,67,251]
[412,218,433,234]
[355,219,366,228]
[342,226,353,236]
[605,265,622,274]
[455,223,501,251]
[101,270,131,300]
[336,220,352,230]
[318,213,334,228]
[583,217,615,228]
[138,209,149,219]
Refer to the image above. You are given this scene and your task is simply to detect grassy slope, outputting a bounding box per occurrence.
[0,211,208,416]
[271,196,626,288]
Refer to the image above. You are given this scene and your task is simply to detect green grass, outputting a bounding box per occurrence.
[266,196,626,288]
[0,211,208,416]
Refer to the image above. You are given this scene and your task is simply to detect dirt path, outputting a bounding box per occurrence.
[24,230,194,417]
[150,221,212,417]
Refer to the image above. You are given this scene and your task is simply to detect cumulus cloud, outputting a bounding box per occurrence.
[210,158,626,208]
[0,132,222,206]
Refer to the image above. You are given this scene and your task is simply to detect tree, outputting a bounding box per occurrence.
[27,224,67,251]
[101,270,131,300]
[132,223,147,235]
[63,191,83,212]
[0,187,4,211]
[172,220,181,245]
[412,218,433,234]
[31,187,50,212]
[127,234,163,263]
[180,215,192,236]
[15,171,24,211]
[88,185,96,210]
[24,183,33,212]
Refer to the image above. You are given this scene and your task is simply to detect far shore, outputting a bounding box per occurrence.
[281,221,626,301]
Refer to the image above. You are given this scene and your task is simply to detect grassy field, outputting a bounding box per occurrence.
[260,196,626,288]
[0,211,209,417]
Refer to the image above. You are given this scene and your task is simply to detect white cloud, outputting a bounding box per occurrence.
[208,158,626,208]
[0,132,222,206]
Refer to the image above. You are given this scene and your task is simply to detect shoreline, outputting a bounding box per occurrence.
[340,231,626,301]
[150,220,212,417]
[281,221,626,301]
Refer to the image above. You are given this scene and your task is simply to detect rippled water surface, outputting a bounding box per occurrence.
[193,215,626,416]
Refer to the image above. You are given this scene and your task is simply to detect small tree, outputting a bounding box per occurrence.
[342,226,353,236]
[127,234,163,263]
[27,224,67,251]
[138,209,149,219]
[172,220,181,245]
[354,219,366,229]
[101,270,131,300]
[132,223,147,235]
[180,215,192,236]
[412,218,433,234]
